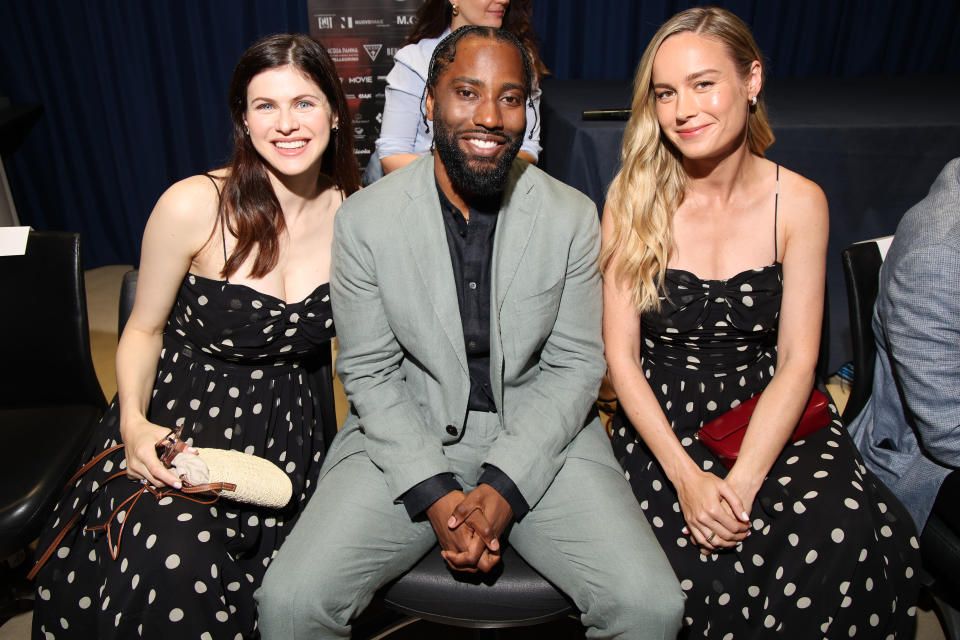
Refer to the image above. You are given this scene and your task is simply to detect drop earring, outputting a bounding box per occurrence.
[451,3,459,17]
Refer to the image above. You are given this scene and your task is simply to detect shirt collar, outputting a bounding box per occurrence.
[434,179,502,220]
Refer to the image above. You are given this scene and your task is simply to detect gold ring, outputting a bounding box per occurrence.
[706,532,716,543]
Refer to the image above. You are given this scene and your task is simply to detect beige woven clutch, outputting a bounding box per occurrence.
[170,449,293,509]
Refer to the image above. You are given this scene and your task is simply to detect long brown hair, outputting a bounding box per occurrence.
[404,0,547,78]
[221,33,360,279]
[601,7,774,313]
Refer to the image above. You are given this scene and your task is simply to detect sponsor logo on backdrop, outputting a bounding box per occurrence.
[339,16,389,29]
[364,44,383,61]
[328,47,361,63]
[309,0,414,170]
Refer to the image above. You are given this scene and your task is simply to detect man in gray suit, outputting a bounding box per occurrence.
[257,27,682,639]
[849,157,960,531]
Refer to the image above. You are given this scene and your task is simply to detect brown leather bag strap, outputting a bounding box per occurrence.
[27,509,83,581]
[28,445,125,580]
[84,480,152,561]
[182,481,237,493]
[28,442,230,581]
[63,443,125,492]
[28,460,128,581]
[84,481,224,562]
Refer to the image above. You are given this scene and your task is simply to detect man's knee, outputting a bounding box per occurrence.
[589,570,684,637]
[620,582,684,635]
[256,557,354,639]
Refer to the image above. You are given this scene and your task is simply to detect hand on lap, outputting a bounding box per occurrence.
[676,469,751,553]
[427,490,487,572]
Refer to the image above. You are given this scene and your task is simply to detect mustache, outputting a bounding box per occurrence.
[456,129,512,144]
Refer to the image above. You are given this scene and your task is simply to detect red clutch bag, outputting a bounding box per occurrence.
[695,389,832,469]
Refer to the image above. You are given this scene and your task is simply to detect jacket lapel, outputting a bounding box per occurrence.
[489,163,539,410]
[398,156,468,376]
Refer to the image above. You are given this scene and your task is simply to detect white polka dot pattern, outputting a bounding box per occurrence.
[611,262,920,637]
[31,275,335,637]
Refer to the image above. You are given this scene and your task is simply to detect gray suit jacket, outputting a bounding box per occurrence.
[849,157,960,529]
[325,155,611,510]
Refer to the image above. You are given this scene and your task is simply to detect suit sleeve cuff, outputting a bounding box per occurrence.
[401,473,462,519]
[479,465,530,520]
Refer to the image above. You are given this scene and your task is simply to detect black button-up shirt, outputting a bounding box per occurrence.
[438,184,498,412]
[399,182,529,521]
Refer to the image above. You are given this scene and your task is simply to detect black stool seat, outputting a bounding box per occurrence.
[381,545,574,629]
[0,405,102,558]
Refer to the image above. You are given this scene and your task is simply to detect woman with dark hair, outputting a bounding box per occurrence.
[369,0,545,179]
[31,33,358,639]
[602,7,919,638]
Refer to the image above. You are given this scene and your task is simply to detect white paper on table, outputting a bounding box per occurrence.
[0,226,30,256]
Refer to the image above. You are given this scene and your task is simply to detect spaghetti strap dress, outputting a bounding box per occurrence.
[610,167,920,639]
[32,198,336,639]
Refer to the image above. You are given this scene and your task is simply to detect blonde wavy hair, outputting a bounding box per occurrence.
[600,7,775,313]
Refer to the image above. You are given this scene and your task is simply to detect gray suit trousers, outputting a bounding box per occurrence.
[256,413,683,639]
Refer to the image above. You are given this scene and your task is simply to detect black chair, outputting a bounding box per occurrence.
[816,287,831,388]
[839,238,890,424]
[841,236,960,640]
[117,268,138,337]
[373,545,575,637]
[0,232,105,563]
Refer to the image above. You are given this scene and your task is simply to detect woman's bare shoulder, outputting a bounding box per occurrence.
[776,165,827,216]
[772,165,829,253]
[145,174,223,255]
[153,174,221,221]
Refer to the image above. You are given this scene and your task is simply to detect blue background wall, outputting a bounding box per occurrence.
[1,0,958,267]
[533,0,960,79]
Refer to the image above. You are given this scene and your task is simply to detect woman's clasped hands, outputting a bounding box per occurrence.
[675,466,752,554]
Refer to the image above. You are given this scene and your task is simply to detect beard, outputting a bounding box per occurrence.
[432,109,523,199]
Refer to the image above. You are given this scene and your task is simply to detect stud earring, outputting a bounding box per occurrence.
[332,124,339,132]
[451,3,459,17]
[243,124,249,135]
[750,96,758,106]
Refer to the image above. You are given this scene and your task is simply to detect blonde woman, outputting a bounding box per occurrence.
[602,7,919,637]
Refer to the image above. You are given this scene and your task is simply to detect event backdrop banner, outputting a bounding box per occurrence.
[308,0,420,169]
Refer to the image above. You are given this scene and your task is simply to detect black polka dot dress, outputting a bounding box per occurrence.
[610,264,921,639]
[32,273,335,639]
